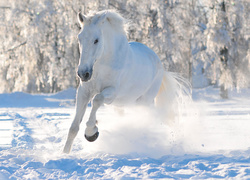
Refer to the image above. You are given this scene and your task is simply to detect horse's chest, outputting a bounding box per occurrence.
[94,65,120,89]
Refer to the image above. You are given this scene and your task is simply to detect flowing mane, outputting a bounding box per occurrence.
[85,10,128,36]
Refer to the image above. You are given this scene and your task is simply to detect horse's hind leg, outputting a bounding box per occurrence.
[136,74,163,106]
[85,87,116,142]
[63,86,91,153]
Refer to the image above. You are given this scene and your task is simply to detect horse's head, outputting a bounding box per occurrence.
[76,10,127,82]
[76,12,107,82]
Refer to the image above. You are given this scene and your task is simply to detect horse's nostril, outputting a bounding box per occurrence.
[77,70,92,81]
[84,72,90,79]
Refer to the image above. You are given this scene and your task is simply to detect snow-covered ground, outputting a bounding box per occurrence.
[0,87,250,179]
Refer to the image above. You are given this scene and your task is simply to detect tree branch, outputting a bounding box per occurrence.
[0,6,11,9]
[6,41,27,53]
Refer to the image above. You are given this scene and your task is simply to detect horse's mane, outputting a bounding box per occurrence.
[86,10,128,36]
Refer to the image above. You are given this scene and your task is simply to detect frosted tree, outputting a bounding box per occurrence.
[206,0,249,98]
[230,0,250,91]
[0,0,80,93]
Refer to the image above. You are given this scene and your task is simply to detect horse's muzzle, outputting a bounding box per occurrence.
[77,69,92,82]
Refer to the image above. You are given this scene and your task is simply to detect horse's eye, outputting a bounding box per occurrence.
[94,39,99,44]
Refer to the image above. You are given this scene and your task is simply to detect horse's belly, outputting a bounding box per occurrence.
[113,67,162,106]
[112,95,141,106]
[112,81,160,106]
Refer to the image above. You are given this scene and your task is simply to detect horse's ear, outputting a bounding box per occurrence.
[78,12,86,25]
[96,11,108,25]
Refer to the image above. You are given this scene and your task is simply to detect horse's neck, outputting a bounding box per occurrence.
[93,31,129,90]
[102,30,130,62]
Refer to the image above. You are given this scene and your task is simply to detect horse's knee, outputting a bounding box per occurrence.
[94,87,116,105]
[93,94,104,107]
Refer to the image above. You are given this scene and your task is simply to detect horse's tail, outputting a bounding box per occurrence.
[155,71,191,125]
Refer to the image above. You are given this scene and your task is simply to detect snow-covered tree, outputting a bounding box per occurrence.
[205,0,249,98]
[0,0,80,93]
[0,0,249,94]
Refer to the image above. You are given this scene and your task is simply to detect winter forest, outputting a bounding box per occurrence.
[0,0,249,97]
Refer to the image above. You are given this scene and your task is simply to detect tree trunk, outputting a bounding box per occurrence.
[219,1,229,99]
[188,39,192,85]
[220,47,229,99]
[220,84,228,99]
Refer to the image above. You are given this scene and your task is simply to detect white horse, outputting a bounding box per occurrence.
[63,10,185,153]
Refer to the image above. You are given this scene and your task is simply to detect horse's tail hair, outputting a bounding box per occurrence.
[155,71,192,125]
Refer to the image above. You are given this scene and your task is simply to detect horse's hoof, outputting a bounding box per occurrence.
[85,131,99,142]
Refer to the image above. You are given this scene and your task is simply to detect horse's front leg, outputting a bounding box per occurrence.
[85,87,116,142]
[63,86,91,153]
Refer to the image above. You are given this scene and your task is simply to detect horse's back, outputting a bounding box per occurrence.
[129,42,161,64]
[128,42,163,79]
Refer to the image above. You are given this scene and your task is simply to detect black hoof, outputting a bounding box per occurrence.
[85,131,99,142]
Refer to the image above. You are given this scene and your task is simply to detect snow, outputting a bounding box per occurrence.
[0,87,250,179]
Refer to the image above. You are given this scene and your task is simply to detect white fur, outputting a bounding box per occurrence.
[63,10,187,153]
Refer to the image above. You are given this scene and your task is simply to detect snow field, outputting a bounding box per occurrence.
[0,87,250,179]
